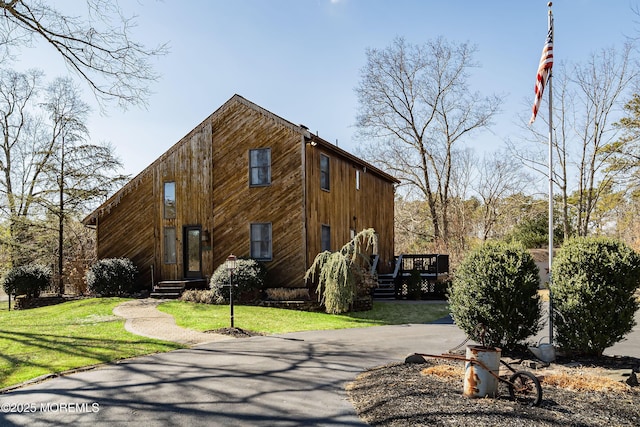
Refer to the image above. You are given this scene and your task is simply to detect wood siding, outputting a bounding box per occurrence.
[85,95,396,289]
[154,120,215,284]
[305,139,396,273]
[211,100,306,287]
[95,172,155,287]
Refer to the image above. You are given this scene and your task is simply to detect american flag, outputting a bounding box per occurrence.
[529,24,554,124]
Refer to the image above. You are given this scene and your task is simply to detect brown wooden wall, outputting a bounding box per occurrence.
[89,95,396,290]
[154,121,215,285]
[96,172,156,288]
[211,100,306,287]
[304,141,396,273]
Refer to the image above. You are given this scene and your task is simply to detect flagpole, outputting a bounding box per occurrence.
[546,2,554,344]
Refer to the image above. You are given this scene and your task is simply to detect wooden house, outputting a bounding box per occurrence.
[83,95,399,292]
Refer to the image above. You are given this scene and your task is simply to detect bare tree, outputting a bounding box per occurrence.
[0,0,167,109]
[446,147,478,257]
[0,70,126,287]
[38,77,127,293]
[510,43,637,237]
[0,68,42,264]
[355,37,502,247]
[394,196,432,254]
[474,151,530,241]
[570,44,637,235]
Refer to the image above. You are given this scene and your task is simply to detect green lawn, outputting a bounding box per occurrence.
[159,300,451,334]
[0,298,183,389]
[0,298,449,390]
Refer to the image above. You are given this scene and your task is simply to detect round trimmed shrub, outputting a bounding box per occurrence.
[551,237,640,356]
[2,264,51,298]
[448,241,542,350]
[86,258,138,297]
[210,258,267,304]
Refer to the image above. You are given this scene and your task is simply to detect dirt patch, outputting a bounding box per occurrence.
[206,327,264,338]
[346,356,640,426]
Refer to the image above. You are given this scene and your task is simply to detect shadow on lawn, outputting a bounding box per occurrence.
[0,329,181,390]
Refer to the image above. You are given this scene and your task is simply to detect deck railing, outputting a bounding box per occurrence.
[372,253,450,299]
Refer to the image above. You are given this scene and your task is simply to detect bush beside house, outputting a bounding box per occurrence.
[209,258,267,304]
[305,228,378,314]
[85,258,138,297]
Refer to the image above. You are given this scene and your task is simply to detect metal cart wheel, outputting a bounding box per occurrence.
[508,371,543,407]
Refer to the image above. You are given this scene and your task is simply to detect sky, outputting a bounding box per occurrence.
[9,0,640,179]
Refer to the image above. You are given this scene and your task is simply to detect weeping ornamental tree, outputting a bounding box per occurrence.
[305,228,378,314]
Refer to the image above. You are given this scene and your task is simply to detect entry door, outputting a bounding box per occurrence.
[183,226,202,278]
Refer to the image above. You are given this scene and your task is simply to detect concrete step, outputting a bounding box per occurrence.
[150,292,182,299]
[152,281,186,299]
[153,286,184,292]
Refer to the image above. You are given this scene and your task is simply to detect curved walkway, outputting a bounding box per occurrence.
[112,299,232,346]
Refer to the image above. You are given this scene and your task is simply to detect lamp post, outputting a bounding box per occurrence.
[226,254,237,328]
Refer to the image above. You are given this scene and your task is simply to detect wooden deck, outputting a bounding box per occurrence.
[373,254,449,300]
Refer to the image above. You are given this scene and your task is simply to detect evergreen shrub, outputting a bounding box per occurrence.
[86,258,138,297]
[2,264,52,298]
[448,241,542,350]
[210,258,267,304]
[551,237,640,356]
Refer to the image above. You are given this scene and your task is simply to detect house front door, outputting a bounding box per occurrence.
[183,226,202,279]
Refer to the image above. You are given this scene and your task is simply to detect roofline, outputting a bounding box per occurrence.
[306,133,399,184]
[83,94,399,226]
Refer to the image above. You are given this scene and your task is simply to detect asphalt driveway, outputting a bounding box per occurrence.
[0,322,470,426]
[1,310,638,426]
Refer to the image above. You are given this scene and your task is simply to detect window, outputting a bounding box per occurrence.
[356,170,360,190]
[250,223,272,260]
[164,182,176,219]
[321,224,331,252]
[320,154,330,191]
[249,148,271,186]
[163,227,176,264]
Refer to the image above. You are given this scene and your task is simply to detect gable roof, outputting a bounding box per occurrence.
[83,94,398,226]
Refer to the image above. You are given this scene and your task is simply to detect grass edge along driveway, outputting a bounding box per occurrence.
[160,300,451,334]
[0,298,449,390]
[0,298,183,389]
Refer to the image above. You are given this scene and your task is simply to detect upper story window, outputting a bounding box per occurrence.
[250,222,272,261]
[356,170,361,190]
[320,154,330,191]
[164,181,176,219]
[249,148,271,186]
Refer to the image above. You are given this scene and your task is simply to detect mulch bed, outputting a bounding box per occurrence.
[206,327,264,338]
[346,356,640,426]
